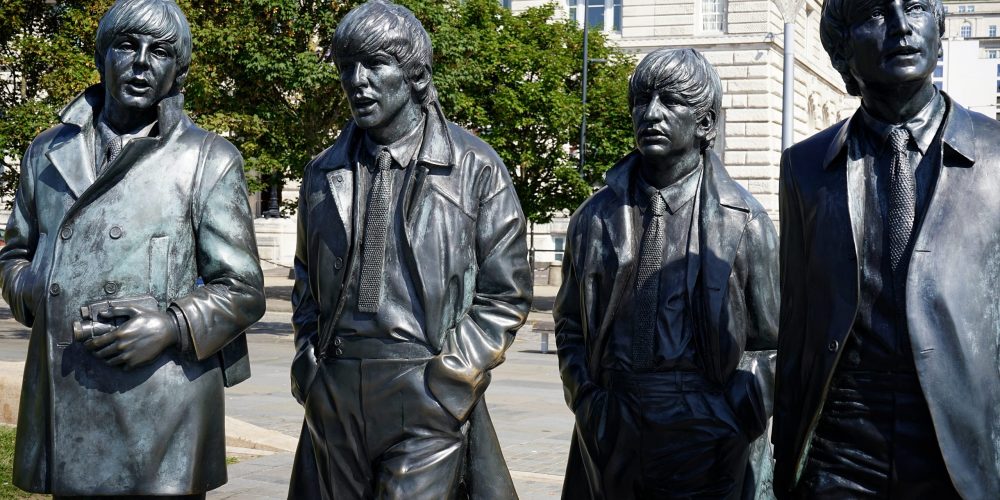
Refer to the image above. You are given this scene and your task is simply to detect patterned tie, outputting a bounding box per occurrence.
[631,191,666,371]
[887,127,916,287]
[100,135,123,173]
[357,148,393,313]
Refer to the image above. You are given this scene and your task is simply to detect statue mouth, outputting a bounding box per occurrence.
[884,45,921,60]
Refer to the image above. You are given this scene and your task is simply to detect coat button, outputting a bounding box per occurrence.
[334,337,343,346]
[109,226,123,239]
[335,175,343,183]
[48,283,61,296]
[104,281,119,295]
[828,340,839,352]
[335,348,343,356]
[334,257,344,270]
[59,226,73,240]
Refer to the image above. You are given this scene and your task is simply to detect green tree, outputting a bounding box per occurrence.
[0,0,634,223]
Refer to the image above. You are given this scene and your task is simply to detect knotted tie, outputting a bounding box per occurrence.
[631,191,666,370]
[100,136,123,174]
[887,127,916,289]
[357,149,393,313]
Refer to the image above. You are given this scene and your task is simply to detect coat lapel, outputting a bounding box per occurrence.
[45,88,102,199]
[45,129,96,200]
[697,151,751,323]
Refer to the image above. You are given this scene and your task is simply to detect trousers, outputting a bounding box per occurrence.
[794,370,959,499]
[584,370,749,499]
[290,356,467,500]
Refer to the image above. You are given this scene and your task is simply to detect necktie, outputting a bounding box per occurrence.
[100,136,123,173]
[887,127,916,293]
[631,191,666,370]
[357,149,393,313]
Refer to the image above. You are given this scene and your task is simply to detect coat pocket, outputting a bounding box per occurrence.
[148,236,169,304]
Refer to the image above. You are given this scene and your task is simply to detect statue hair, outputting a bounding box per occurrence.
[629,48,722,150]
[332,0,438,107]
[95,0,192,87]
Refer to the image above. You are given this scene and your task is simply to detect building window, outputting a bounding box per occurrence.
[996,80,1000,92]
[996,63,1000,76]
[989,49,1000,59]
[702,0,726,33]
[961,23,972,38]
[613,0,622,31]
[568,0,623,32]
[959,5,967,13]
[553,237,566,262]
[991,25,998,37]
[501,0,512,8]
[970,5,975,12]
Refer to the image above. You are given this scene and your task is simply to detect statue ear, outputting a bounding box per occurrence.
[696,109,716,142]
[410,65,431,99]
[174,66,189,89]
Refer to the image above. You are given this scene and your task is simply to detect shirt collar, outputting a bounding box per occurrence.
[860,89,945,155]
[96,112,158,148]
[363,118,424,169]
[635,163,702,215]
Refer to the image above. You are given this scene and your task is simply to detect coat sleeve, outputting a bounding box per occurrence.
[773,149,808,483]
[0,140,43,327]
[425,155,533,422]
[171,136,265,361]
[290,166,320,405]
[743,211,780,352]
[553,210,600,412]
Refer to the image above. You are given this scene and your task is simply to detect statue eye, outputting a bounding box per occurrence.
[869,7,885,19]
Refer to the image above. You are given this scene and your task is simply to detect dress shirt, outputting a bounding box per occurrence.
[603,164,702,373]
[93,113,157,174]
[335,122,428,344]
[842,91,946,373]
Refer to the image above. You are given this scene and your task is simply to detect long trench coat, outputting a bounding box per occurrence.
[555,150,779,500]
[774,94,1000,498]
[288,105,532,499]
[0,85,266,495]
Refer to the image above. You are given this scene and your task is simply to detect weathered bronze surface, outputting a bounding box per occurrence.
[555,48,779,500]
[287,1,532,498]
[774,0,999,497]
[0,0,265,495]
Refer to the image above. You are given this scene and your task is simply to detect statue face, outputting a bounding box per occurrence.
[103,32,179,112]
[844,0,939,91]
[631,90,705,164]
[339,51,419,134]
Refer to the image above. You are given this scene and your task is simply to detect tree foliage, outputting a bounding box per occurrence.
[0,0,633,223]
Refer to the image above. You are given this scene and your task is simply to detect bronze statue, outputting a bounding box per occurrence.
[555,48,779,500]
[0,0,266,497]
[774,0,1000,497]
[287,1,531,498]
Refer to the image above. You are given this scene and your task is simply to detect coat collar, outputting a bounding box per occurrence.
[321,101,455,171]
[604,149,750,212]
[56,84,186,139]
[822,91,976,170]
[47,84,188,199]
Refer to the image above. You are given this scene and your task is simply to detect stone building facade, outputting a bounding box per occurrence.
[937,1,1000,118]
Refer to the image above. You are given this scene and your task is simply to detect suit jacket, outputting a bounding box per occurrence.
[289,105,531,499]
[774,94,1000,498]
[555,150,779,499]
[0,85,266,495]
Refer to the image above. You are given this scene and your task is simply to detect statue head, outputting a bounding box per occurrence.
[820,0,944,97]
[332,0,436,141]
[628,48,721,164]
[95,0,192,113]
